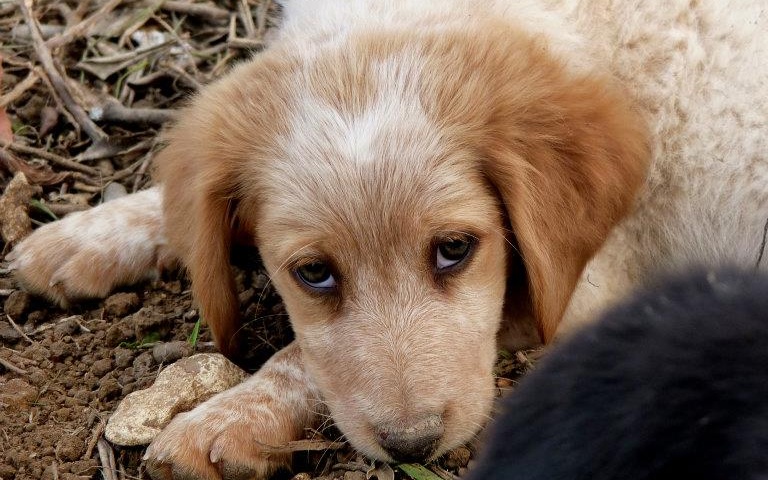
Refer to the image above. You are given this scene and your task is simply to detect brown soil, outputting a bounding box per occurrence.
[0,1,534,479]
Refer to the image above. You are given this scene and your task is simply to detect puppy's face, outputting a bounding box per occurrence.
[255,111,508,460]
[163,17,648,463]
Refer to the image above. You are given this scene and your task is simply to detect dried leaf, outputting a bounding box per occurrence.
[39,106,60,137]
[0,172,41,244]
[367,463,395,480]
[0,149,70,186]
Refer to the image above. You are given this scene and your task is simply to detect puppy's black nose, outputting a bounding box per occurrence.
[375,415,444,462]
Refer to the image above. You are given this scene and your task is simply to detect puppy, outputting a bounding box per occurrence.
[467,269,768,480]
[6,1,767,478]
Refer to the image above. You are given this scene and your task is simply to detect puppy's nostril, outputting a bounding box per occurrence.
[375,414,444,462]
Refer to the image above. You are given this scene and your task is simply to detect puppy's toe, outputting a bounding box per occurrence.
[144,402,292,480]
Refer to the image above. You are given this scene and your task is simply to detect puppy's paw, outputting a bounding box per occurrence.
[144,391,295,480]
[6,187,170,305]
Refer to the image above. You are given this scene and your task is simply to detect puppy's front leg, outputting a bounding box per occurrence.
[7,186,171,305]
[145,342,322,480]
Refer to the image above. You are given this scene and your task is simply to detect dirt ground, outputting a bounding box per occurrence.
[0,1,535,479]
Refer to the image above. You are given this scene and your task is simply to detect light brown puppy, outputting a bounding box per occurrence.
[8,0,767,478]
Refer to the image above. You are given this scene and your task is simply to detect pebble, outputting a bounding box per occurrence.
[102,182,128,202]
[53,316,81,338]
[114,347,134,368]
[4,290,31,319]
[105,353,248,445]
[152,341,192,364]
[0,320,21,343]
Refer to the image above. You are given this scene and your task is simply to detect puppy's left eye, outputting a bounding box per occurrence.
[295,261,337,291]
[436,236,474,270]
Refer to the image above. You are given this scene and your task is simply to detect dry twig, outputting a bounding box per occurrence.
[3,141,101,176]
[97,438,119,480]
[46,0,125,50]
[0,356,28,375]
[17,0,108,142]
[6,314,34,344]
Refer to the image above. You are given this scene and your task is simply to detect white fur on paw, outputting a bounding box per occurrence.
[7,187,169,304]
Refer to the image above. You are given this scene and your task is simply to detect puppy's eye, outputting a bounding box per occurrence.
[295,261,337,290]
[436,236,474,270]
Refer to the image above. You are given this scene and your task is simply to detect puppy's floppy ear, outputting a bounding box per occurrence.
[156,130,242,358]
[479,64,650,342]
[153,53,291,360]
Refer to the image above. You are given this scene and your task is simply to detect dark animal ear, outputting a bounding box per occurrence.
[482,72,649,341]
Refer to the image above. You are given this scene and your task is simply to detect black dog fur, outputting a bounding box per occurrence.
[467,269,768,480]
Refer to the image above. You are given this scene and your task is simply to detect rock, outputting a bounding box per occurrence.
[104,292,140,317]
[4,290,31,320]
[102,182,128,202]
[105,353,248,446]
[152,341,192,364]
[53,316,81,338]
[0,320,21,343]
[114,347,134,368]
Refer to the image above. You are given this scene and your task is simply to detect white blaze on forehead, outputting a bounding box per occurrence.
[280,52,441,169]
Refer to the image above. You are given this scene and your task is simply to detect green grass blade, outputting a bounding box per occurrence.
[396,464,444,480]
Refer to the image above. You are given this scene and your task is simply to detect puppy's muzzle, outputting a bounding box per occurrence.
[375,414,444,462]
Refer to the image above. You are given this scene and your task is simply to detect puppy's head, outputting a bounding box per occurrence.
[157,20,648,461]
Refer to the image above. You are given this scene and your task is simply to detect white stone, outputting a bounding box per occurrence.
[105,353,248,446]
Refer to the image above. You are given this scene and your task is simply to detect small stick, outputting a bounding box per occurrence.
[0,69,40,108]
[238,0,256,38]
[17,0,108,143]
[2,141,100,176]
[97,438,119,480]
[161,0,229,21]
[84,419,106,459]
[46,0,125,50]
[91,100,175,126]
[6,314,34,344]
[0,356,28,375]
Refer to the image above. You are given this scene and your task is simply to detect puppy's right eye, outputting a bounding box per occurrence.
[295,261,337,291]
